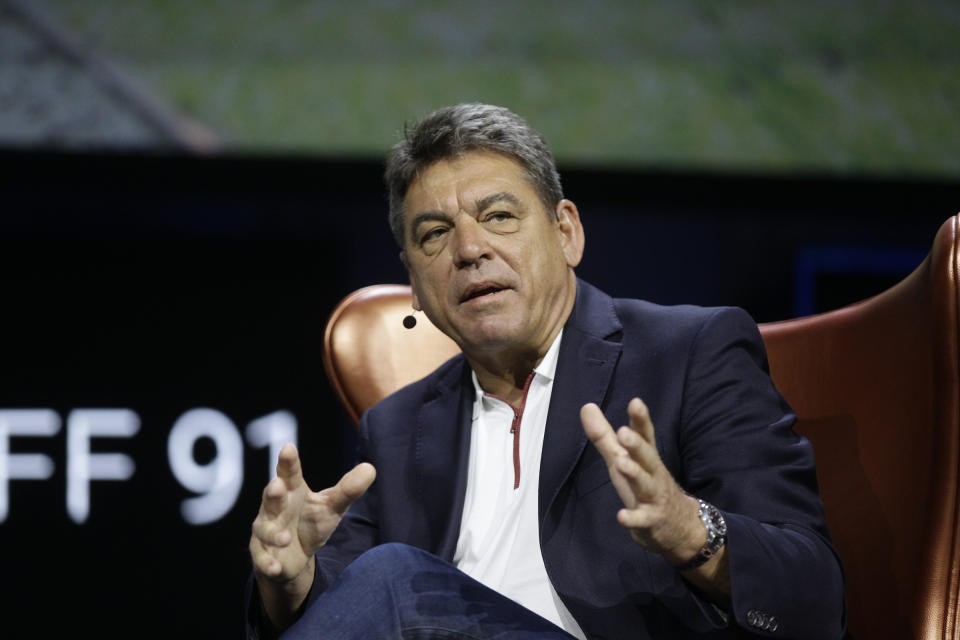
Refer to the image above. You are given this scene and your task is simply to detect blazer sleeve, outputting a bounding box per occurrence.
[677,306,845,639]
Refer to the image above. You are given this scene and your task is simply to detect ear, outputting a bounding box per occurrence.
[555,199,585,268]
[400,250,423,311]
[411,285,422,311]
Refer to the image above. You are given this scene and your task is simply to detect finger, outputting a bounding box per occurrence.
[319,463,377,516]
[616,425,661,475]
[275,443,305,491]
[617,506,655,531]
[580,403,627,463]
[581,403,639,507]
[250,542,282,578]
[340,462,377,499]
[260,475,289,517]
[620,398,662,473]
[612,449,657,502]
[252,516,292,547]
[627,397,656,444]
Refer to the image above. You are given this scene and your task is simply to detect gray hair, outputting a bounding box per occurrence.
[384,103,563,246]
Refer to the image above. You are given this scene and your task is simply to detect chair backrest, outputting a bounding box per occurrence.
[321,215,960,640]
[760,215,960,640]
[322,284,460,424]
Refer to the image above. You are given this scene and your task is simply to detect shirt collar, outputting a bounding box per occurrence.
[471,330,564,415]
[533,329,563,383]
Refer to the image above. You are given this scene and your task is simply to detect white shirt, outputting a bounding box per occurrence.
[453,330,586,639]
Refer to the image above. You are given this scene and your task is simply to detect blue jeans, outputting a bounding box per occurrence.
[282,543,578,639]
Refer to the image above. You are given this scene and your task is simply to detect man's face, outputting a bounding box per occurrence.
[401,151,584,359]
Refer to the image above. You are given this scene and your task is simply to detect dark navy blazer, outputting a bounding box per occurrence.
[312,280,845,639]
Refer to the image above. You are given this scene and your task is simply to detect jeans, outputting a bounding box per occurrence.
[282,543,578,639]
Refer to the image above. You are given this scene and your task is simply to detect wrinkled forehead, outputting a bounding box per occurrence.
[403,152,535,215]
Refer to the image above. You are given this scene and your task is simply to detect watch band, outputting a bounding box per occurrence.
[674,499,727,572]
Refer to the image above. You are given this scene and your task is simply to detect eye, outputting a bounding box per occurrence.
[419,226,448,246]
[481,210,520,233]
[484,211,512,223]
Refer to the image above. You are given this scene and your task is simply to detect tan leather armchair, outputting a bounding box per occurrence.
[322,215,960,640]
[323,284,461,424]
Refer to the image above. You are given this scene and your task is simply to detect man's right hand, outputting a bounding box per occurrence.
[249,443,376,630]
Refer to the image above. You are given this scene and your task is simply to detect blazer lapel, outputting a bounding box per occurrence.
[414,359,474,560]
[539,280,623,524]
[410,281,624,553]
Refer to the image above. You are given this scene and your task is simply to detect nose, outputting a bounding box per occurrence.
[451,217,490,269]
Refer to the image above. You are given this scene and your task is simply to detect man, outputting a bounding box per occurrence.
[248,104,845,638]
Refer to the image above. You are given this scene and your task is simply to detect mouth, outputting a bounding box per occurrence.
[459,283,508,304]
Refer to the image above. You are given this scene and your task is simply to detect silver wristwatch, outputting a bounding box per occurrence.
[674,499,727,571]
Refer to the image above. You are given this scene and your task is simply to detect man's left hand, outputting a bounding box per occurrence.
[580,398,706,565]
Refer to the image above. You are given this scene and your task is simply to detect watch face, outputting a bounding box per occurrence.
[701,501,727,539]
[711,510,727,535]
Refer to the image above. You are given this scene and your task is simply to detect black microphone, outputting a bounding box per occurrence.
[402,314,417,329]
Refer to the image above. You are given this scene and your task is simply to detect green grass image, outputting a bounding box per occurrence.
[36,0,960,178]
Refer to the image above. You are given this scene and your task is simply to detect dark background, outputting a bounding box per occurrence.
[0,149,955,637]
[2,0,958,636]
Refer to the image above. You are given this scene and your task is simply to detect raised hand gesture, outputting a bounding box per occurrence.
[249,443,376,630]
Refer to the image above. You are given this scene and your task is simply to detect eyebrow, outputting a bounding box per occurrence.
[476,191,521,212]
